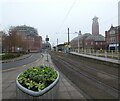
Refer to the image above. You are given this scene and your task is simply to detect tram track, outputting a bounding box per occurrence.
[50,52,119,99]
[58,55,118,89]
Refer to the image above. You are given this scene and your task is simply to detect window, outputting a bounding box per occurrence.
[96,42,98,45]
[110,30,115,35]
[91,42,93,45]
[110,37,116,43]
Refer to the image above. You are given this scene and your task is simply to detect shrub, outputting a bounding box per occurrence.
[2,53,21,60]
[18,65,57,92]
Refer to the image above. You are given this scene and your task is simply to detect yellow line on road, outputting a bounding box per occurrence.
[1,58,42,72]
[2,67,17,72]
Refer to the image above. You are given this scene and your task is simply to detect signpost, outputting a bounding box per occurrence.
[46,35,49,61]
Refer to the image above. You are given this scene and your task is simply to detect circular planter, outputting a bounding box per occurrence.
[16,67,59,99]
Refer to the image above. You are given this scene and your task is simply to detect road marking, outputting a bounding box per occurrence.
[2,67,17,72]
[23,65,26,67]
[1,56,43,72]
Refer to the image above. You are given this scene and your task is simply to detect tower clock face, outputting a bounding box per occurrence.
[110,30,115,34]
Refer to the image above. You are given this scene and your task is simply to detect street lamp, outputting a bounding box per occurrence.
[56,38,58,51]
[75,30,81,53]
[17,47,20,53]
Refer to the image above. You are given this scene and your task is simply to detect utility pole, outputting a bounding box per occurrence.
[118,27,120,52]
[78,30,81,53]
[68,28,70,53]
[56,38,58,51]
[68,28,69,45]
[118,27,120,59]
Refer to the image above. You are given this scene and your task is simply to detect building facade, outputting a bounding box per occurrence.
[8,25,42,52]
[70,33,105,52]
[92,16,99,35]
[70,33,90,52]
[84,34,105,51]
[71,16,105,52]
[105,25,119,51]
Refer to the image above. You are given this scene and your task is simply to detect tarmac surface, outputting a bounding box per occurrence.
[2,53,85,99]
[2,53,41,70]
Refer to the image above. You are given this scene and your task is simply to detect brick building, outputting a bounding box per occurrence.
[92,16,99,35]
[105,25,120,51]
[70,33,105,52]
[8,25,42,52]
[70,33,90,52]
[71,16,105,52]
[84,34,105,51]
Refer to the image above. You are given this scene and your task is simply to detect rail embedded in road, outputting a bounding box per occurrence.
[50,52,119,99]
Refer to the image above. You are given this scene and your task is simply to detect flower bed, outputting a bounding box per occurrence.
[16,65,59,99]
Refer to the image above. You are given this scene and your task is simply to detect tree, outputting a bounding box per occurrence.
[8,30,24,52]
[9,30,18,52]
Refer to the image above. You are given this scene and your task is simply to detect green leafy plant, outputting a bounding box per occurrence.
[2,53,21,60]
[18,65,57,92]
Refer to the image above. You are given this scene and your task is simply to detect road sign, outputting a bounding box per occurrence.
[46,38,49,41]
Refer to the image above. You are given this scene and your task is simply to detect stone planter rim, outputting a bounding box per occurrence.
[16,69,59,97]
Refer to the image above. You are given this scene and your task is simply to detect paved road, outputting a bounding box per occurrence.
[2,53,42,70]
[50,52,118,99]
[2,53,43,99]
[2,53,84,99]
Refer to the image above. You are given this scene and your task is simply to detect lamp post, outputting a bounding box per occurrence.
[57,38,58,51]
[78,35,80,53]
[75,30,81,53]
[118,26,120,60]
[68,28,70,53]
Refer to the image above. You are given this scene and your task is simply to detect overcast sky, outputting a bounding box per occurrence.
[1,0,119,46]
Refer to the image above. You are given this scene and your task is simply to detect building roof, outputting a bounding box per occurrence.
[10,25,38,36]
[71,32,105,42]
[71,33,91,41]
[86,34,105,41]
[108,25,120,32]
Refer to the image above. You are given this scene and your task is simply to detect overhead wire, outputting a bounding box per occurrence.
[101,1,118,25]
[57,0,77,34]
[100,1,118,32]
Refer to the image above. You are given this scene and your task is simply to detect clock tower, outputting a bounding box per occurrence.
[92,16,99,35]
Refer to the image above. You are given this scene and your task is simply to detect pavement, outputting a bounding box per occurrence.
[45,53,85,99]
[2,53,85,99]
[70,52,120,65]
